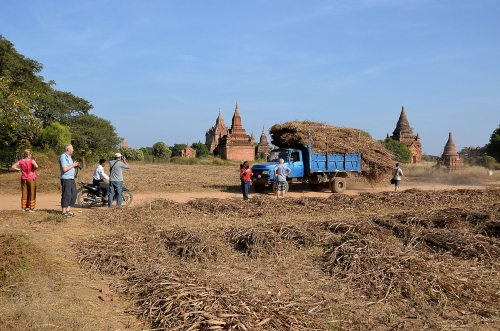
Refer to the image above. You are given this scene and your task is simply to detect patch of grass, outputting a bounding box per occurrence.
[0,216,140,331]
[405,162,500,185]
[0,233,38,286]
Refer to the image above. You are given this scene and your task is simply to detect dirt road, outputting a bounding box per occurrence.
[0,183,487,211]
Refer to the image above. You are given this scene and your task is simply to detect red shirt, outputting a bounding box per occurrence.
[240,167,252,181]
[19,159,37,180]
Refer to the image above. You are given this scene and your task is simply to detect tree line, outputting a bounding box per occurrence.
[0,35,211,167]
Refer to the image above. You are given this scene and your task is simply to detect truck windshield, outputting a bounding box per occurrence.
[268,150,289,162]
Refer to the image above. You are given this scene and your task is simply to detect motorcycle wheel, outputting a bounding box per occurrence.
[121,191,133,206]
[76,188,95,208]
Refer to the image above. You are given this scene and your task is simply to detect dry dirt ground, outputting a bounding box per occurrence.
[1,163,499,330]
[0,183,488,211]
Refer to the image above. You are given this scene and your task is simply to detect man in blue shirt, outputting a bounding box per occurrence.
[59,144,79,217]
[274,158,291,199]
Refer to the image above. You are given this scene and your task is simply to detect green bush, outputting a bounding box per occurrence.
[170,144,187,157]
[152,142,171,159]
[119,147,144,161]
[170,156,199,165]
[211,157,225,165]
[35,122,71,152]
[191,142,209,158]
[476,155,497,170]
[379,138,411,163]
[139,147,153,163]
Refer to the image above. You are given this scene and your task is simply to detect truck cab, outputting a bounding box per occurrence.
[251,148,304,193]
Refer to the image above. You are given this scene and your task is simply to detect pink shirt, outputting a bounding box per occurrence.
[19,159,37,180]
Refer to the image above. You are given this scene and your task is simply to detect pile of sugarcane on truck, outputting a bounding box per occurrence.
[251,133,362,194]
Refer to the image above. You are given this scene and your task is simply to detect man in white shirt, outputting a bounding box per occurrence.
[93,158,110,200]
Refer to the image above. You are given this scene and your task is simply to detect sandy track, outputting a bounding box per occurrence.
[0,183,487,211]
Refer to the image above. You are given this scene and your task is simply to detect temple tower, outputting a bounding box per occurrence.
[439,132,464,172]
[217,103,255,161]
[256,126,272,156]
[389,106,422,163]
[205,108,229,154]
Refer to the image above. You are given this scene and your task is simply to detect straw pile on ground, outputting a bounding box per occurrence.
[74,188,500,330]
[270,121,394,179]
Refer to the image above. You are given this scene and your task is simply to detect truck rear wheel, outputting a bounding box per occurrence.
[330,178,346,193]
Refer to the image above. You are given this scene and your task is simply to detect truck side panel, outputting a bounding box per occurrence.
[310,153,361,173]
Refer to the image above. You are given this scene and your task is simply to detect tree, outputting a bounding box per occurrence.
[0,36,46,161]
[477,155,497,169]
[379,138,412,163]
[152,142,171,159]
[140,147,153,162]
[0,77,42,162]
[170,143,187,157]
[119,147,144,161]
[34,89,93,128]
[0,35,94,163]
[485,125,500,162]
[191,142,209,158]
[36,122,71,152]
[65,114,120,167]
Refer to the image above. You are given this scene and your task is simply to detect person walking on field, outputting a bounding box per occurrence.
[274,158,291,199]
[59,144,80,217]
[108,153,130,207]
[240,160,252,201]
[11,149,38,212]
[392,163,404,192]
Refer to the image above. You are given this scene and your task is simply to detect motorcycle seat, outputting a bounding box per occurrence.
[85,184,99,190]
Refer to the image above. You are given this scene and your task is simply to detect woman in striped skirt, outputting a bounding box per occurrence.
[11,149,39,212]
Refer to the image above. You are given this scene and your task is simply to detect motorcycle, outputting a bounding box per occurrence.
[76,181,133,207]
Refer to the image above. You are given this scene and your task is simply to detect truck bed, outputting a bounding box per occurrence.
[310,153,361,173]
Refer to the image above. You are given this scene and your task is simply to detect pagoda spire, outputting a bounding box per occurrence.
[392,105,413,139]
[231,102,243,130]
[442,132,458,157]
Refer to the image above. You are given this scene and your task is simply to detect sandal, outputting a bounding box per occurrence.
[63,211,75,217]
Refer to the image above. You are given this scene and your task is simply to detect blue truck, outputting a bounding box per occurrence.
[251,134,362,193]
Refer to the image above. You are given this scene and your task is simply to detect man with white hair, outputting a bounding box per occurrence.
[108,153,130,207]
[59,144,79,217]
[274,158,291,199]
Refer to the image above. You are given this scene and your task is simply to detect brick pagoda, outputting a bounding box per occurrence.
[205,109,228,154]
[438,132,464,172]
[181,144,196,158]
[217,103,255,161]
[121,138,129,148]
[256,126,272,156]
[468,146,485,158]
[390,106,422,163]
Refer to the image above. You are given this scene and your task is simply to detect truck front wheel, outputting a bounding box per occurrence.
[309,183,323,192]
[253,183,266,193]
[330,178,346,193]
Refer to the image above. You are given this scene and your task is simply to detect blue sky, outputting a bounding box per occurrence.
[1,0,499,156]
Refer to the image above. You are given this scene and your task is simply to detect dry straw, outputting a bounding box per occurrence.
[75,188,500,329]
[269,120,395,179]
